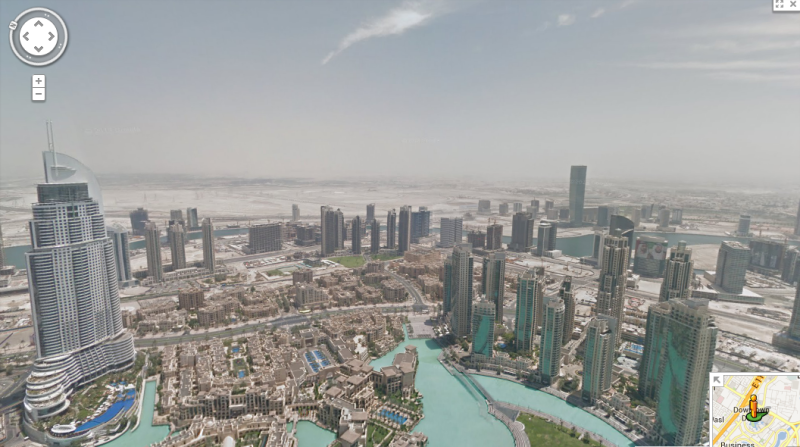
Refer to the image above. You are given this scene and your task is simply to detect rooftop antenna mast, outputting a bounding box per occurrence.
[46,120,57,166]
[44,120,58,183]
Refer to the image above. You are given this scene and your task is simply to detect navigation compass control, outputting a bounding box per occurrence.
[9,7,68,66]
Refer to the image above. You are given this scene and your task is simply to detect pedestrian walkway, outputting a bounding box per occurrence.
[488,402,530,447]
[451,363,531,447]
[495,402,622,447]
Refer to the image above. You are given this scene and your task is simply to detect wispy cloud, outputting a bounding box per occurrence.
[591,8,605,19]
[557,14,576,27]
[692,40,800,54]
[637,12,800,86]
[619,0,639,8]
[682,17,800,38]
[635,60,800,70]
[322,1,447,65]
[708,71,800,84]
[634,59,800,85]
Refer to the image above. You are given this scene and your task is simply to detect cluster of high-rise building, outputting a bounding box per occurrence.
[438,214,717,446]
[143,217,217,283]
[16,146,799,447]
[316,203,429,257]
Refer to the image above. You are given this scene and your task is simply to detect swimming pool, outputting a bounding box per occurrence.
[306,350,330,372]
[379,409,408,425]
[74,389,136,433]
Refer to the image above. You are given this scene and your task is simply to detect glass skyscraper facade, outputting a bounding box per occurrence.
[24,151,135,422]
[651,299,717,446]
[539,296,564,385]
[447,243,474,338]
[582,315,616,403]
[471,300,495,357]
[514,268,545,353]
[481,251,505,323]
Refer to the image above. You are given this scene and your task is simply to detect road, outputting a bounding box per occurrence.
[387,271,429,312]
[0,367,29,413]
[134,304,414,348]
[134,314,310,347]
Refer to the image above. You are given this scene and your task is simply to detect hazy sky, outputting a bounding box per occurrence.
[1,0,798,183]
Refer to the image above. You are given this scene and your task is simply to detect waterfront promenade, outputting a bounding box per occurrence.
[437,348,640,447]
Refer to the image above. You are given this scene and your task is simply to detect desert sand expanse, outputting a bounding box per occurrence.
[1,175,798,247]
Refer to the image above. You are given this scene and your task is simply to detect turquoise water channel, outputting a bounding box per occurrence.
[363,333,634,447]
[106,330,632,447]
[104,380,170,447]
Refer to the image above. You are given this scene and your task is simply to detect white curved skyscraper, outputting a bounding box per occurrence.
[24,151,135,422]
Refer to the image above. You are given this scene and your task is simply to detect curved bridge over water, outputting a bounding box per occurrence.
[448,358,624,447]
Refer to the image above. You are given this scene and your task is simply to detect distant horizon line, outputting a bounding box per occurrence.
[1,170,799,191]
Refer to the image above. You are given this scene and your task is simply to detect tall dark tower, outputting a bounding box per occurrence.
[510,212,533,252]
[481,252,506,323]
[202,218,216,273]
[486,223,503,250]
[367,203,375,223]
[569,165,587,227]
[560,276,575,345]
[795,199,800,237]
[386,209,397,249]
[398,206,412,253]
[351,216,362,254]
[321,206,344,256]
[370,219,380,254]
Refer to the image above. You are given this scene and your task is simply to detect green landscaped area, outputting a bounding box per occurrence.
[517,413,604,447]
[266,269,285,277]
[232,357,249,377]
[366,422,393,447]
[372,254,402,261]
[330,256,366,268]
